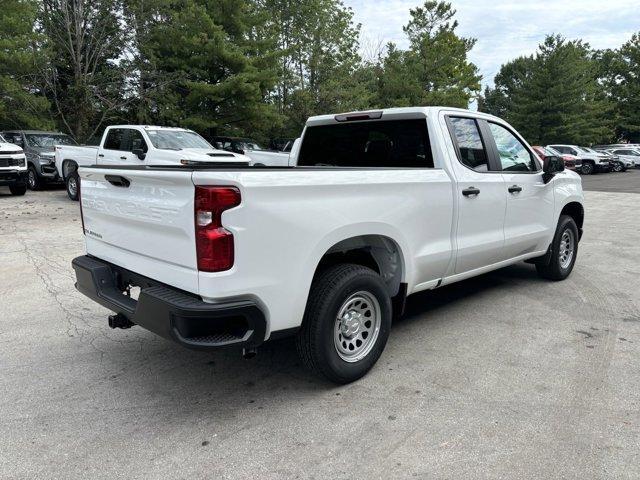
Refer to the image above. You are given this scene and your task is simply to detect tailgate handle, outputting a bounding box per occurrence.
[105,175,130,188]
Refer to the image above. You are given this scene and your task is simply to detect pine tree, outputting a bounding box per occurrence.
[0,0,51,130]
[480,35,612,145]
[607,33,640,142]
[378,1,481,108]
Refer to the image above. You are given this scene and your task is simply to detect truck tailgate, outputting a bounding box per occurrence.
[79,167,198,293]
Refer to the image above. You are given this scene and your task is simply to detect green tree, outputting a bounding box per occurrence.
[39,0,129,142]
[377,1,481,108]
[605,33,640,142]
[137,0,279,139]
[480,35,612,145]
[0,0,51,130]
[264,0,370,135]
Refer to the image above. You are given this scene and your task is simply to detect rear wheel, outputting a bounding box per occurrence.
[296,264,392,384]
[66,172,79,201]
[9,184,27,196]
[536,215,579,281]
[27,165,41,190]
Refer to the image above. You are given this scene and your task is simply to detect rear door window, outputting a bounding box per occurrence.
[447,117,489,172]
[297,119,433,168]
[103,129,126,150]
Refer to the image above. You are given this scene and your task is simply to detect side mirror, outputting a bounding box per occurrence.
[543,155,564,183]
[132,148,146,160]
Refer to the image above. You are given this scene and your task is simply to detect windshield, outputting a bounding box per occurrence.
[237,140,264,151]
[25,134,76,147]
[146,130,212,150]
[545,146,562,156]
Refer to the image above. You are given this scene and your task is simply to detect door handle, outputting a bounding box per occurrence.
[462,187,480,197]
[105,175,130,188]
[120,156,127,160]
[508,185,523,193]
[98,154,104,158]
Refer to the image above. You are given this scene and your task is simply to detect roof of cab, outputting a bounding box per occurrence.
[304,106,498,127]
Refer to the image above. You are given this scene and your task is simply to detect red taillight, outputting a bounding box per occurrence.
[195,186,241,272]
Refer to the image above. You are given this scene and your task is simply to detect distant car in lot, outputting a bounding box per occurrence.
[1,130,76,190]
[0,134,27,196]
[607,147,640,169]
[583,148,626,172]
[211,136,291,166]
[532,146,582,171]
[547,144,611,175]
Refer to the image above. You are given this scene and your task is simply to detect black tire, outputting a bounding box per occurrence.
[66,172,79,201]
[613,162,623,172]
[580,162,594,175]
[536,215,579,281]
[296,264,392,384]
[9,184,27,196]
[27,165,41,190]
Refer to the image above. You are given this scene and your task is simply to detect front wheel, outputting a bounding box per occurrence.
[27,166,41,190]
[536,215,579,281]
[296,264,392,384]
[66,172,79,201]
[613,162,623,172]
[581,162,594,175]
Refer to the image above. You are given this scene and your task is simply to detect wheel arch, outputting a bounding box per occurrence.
[312,233,407,303]
[560,201,584,240]
[61,159,78,180]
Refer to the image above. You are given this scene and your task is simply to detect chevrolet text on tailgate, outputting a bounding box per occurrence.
[72,107,584,384]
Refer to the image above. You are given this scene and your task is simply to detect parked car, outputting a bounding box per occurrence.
[269,138,295,152]
[1,130,76,190]
[547,144,611,174]
[532,146,582,171]
[0,134,28,196]
[583,148,626,172]
[211,136,264,154]
[72,107,584,384]
[55,125,250,200]
[608,147,640,168]
[212,136,291,166]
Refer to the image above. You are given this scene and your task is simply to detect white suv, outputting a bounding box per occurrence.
[548,144,611,175]
[0,134,28,196]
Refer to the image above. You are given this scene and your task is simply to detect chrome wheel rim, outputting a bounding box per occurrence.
[28,170,36,188]
[334,291,381,363]
[68,177,77,197]
[559,228,575,269]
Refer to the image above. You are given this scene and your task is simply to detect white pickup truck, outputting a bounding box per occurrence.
[72,107,584,383]
[55,125,250,200]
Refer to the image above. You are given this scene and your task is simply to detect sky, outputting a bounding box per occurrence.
[343,0,638,89]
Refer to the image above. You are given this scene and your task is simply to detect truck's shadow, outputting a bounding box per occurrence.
[99,262,547,414]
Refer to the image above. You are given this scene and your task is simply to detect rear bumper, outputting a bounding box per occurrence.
[72,255,267,350]
[0,170,27,187]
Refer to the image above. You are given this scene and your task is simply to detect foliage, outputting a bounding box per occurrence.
[377,1,481,108]
[0,0,52,131]
[38,0,129,142]
[479,35,613,145]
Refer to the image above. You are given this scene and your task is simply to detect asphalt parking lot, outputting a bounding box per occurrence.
[1,174,639,479]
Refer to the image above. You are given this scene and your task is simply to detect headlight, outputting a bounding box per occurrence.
[38,154,54,164]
